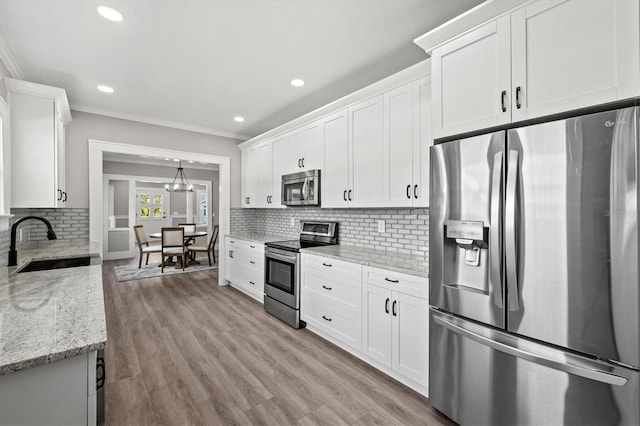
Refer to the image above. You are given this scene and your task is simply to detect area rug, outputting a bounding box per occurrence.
[114,262,218,282]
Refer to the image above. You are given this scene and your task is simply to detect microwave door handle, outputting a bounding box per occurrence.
[302,178,309,201]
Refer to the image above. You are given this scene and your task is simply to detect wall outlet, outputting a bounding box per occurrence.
[290,217,296,227]
[18,229,23,242]
[377,219,385,233]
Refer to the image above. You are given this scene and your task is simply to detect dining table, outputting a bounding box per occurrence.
[149,231,208,267]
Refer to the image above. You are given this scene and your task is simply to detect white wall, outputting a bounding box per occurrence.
[66,110,242,208]
[0,59,9,101]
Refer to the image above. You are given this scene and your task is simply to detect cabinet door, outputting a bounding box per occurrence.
[511,0,640,122]
[413,78,432,207]
[432,15,511,138]
[55,103,66,206]
[350,95,384,207]
[364,284,392,368]
[300,120,324,171]
[384,83,414,207]
[271,135,288,207]
[322,110,350,207]
[256,142,272,207]
[392,292,429,387]
[286,129,302,173]
[241,148,258,207]
[225,240,238,282]
[10,92,57,208]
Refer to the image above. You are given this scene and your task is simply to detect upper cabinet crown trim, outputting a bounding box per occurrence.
[414,0,529,55]
[5,78,71,125]
[238,59,430,150]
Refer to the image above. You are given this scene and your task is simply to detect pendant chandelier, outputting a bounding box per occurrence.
[165,161,193,192]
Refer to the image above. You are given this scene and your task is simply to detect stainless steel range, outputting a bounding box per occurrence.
[264,220,338,328]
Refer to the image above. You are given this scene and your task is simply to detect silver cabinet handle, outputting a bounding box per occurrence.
[490,151,504,308]
[298,158,302,168]
[384,277,399,283]
[501,90,507,112]
[505,150,519,311]
[385,298,390,314]
[343,190,347,201]
[515,86,522,109]
[433,314,628,387]
[406,184,411,199]
[413,185,418,199]
[322,315,332,322]
[348,189,352,201]
[301,158,305,168]
[322,263,332,267]
[322,285,332,291]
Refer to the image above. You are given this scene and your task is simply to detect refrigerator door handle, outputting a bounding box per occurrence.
[433,314,628,387]
[505,150,519,311]
[490,151,503,308]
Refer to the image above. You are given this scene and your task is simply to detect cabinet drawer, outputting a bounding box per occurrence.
[363,266,428,300]
[304,290,361,350]
[302,254,361,277]
[303,270,360,306]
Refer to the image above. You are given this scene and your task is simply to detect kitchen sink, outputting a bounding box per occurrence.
[18,256,92,273]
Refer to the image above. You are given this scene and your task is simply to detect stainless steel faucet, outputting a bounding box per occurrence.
[9,216,57,266]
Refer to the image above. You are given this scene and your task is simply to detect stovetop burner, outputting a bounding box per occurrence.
[265,239,331,252]
[265,220,339,253]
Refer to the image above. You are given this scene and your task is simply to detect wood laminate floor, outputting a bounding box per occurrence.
[102,257,454,425]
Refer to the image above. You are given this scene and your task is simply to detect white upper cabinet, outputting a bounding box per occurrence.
[290,120,324,172]
[431,16,511,139]
[350,95,384,207]
[510,0,640,122]
[241,146,258,207]
[431,0,640,138]
[322,110,350,208]
[384,78,432,207]
[270,135,288,207]
[6,78,71,208]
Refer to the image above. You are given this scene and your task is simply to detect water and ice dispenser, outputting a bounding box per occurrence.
[445,220,488,266]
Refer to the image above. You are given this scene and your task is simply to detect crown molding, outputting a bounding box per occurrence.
[0,35,24,80]
[71,104,249,141]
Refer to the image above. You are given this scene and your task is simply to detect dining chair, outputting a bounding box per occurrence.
[178,223,198,259]
[188,225,219,266]
[161,227,187,272]
[133,225,162,268]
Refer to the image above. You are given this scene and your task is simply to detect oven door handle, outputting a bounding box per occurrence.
[266,252,298,263]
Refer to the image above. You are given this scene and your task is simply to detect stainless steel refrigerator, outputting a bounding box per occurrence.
[429,106,640,425]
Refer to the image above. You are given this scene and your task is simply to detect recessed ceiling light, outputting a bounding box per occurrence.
[173,158,180,162]
[188,160,194,163]
[291,79,305,87]
[97,85,114,93]
[164,158,171,161]
[97,6,124,22]
[234,116,245,123]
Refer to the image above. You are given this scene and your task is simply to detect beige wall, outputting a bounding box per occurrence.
[66,110,242,208]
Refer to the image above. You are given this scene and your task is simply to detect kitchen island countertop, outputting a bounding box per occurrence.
[0,241,106,375]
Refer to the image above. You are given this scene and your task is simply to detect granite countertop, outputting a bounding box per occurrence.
[300,245,429,278]
[0,241,106,375]
[226,232,292,244]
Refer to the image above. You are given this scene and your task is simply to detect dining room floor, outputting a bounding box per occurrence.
[102,256,454,425]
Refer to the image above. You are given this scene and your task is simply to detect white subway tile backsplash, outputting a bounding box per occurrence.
[230,207,430,257]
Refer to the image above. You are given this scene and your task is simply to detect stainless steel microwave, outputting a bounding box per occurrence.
[281,169,320,206]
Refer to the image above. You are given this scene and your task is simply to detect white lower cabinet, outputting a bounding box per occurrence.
[301,254,429,396]
[225,237,264,302]
[0,351,97,425]
[301,254,362,351]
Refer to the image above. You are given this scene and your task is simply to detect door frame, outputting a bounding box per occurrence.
[89,139,230,286]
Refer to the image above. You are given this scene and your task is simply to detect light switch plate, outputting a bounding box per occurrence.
[377,219,385,233]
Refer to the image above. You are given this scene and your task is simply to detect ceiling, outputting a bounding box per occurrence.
[103,152,219,170]
[0,0,483,141]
